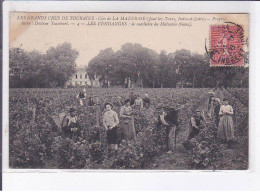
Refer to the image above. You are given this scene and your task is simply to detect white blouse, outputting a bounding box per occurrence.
[219,105,234,115]
[103,110,119,128]
[135,98,143,108]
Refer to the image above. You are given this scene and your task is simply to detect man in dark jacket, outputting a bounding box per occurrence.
[157,106,179,153]
[183,109,205,150]
[129,91,136,106]
[88,96,95,106]
[143,93,151,105]
[213,98,221,127]
[77,90,85,106]
[188,110,205,139]
[61,108,81,140]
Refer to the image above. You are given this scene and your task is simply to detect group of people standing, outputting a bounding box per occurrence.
[208,90,235,142]
[103,92,154,156]
[183,90,235,148]
[59,89,236,159]
[60,90,155,157]
[77,88,95,107]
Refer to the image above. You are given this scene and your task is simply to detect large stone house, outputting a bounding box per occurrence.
[65,67,100,88]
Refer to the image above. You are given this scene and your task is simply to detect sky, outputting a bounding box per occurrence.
[10,13,249,67]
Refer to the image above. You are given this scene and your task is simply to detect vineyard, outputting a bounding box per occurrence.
[9,88,249,170]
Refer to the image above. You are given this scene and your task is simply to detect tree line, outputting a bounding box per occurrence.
[10,42,78,88]
[87,43,249,88]
[9,42,249,88]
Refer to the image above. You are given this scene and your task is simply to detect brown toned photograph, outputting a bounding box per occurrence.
[9,12,249,170]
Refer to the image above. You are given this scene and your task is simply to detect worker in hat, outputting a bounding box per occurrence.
[207,90,215,119]
[134,94,144,110]
[189,109,205,139]
[213,98,221,127]
[141,97,156,129]
[129,91,136,106]
[157,106,179,153]
[77,89,86,106]
[88,96,95,107]
[103,102,120,158]
[183,109,205,149]
[61,107,81,140]
[116,96,124,107]
[143,93,151,105]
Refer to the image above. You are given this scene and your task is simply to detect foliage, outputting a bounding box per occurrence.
[9,123,46,168]
[88,48,115,87]
[189,123,221,170]
[223,89,249,136]
[10,42,78,88]
[188,88,249,170]
[226,88,249,108]
[10,41,249,89]
[9,88,248,169]
[87,44,249,88]
[51,136,89,169]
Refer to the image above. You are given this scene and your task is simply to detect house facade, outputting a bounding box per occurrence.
[66,68,100,87]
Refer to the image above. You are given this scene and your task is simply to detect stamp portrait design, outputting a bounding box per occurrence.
[8,13,249,170]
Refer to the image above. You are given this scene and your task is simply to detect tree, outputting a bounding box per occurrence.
[86,43,249,88]
[9,42,78,88]
[87,43,159,88]
[208,66,248,88]
[9,48,44,88]
[156,50,168,88]
[190,53,208,88]
[44,42,78,87]
[10,48,29,88]
[171,49,193,87]
[88,48,115,87]
[114,43,159,88]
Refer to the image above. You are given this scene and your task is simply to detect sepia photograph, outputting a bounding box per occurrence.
[8,12,249,170]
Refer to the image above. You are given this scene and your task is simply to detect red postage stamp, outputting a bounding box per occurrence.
[210,23,244,66]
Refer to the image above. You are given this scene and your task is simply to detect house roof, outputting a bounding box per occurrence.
[75,67,87,72]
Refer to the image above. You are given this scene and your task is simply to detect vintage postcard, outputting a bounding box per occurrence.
[8,12,249,170]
